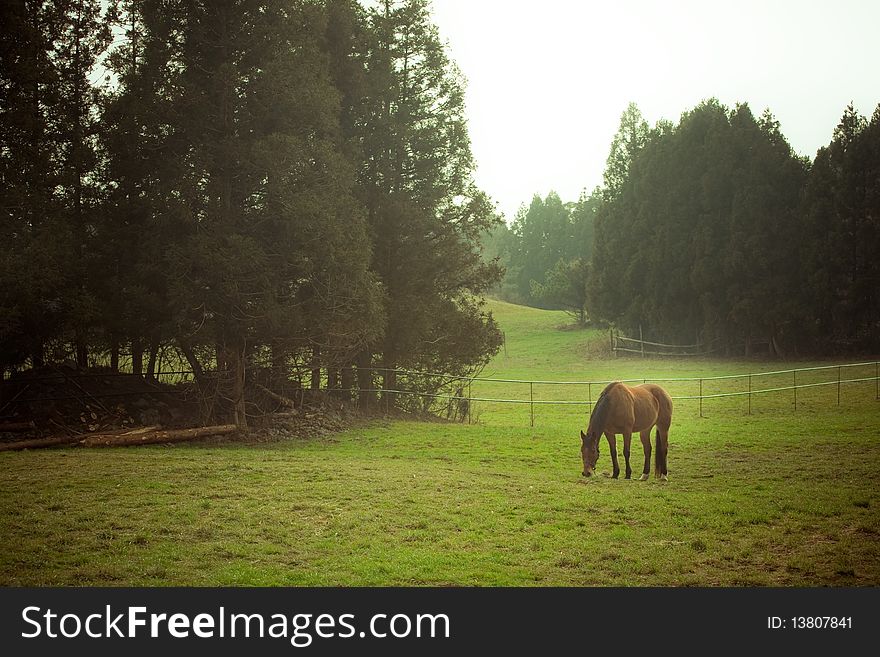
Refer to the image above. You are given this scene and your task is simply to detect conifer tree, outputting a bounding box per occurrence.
[353,0,502,399]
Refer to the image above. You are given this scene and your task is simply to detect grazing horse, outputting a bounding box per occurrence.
[580,382,673,481]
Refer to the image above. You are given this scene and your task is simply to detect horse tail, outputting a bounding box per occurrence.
[654,427,668,478]
[650,385,672,478]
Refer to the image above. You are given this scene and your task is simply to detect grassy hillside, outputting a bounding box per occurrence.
[477,298,879,427]
[1,300,878,586]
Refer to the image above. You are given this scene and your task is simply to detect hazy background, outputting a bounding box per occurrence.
[430,0,880,220]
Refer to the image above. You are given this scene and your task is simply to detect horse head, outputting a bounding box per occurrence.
[580,429,600,477]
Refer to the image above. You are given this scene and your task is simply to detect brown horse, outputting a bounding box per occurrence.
[580,382,673,481]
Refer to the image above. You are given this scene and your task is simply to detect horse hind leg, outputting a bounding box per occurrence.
[639,430,651,481]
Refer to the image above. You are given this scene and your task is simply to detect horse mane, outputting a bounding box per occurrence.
[587,382,619,436]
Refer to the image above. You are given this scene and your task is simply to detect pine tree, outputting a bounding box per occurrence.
[0,0,111,371]
[803,103,880,353]
[590,99,808,353]
[99,0,181,374]
[602,102,650,200]
[97,0,381,427]
[354,0,502,398]
[52,0,113,367]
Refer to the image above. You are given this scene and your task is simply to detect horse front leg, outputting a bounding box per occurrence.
[605,432,620,479]
[639,430,652,480]
[622,431,632,479]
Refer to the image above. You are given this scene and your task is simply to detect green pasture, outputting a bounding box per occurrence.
[1,299,878,586]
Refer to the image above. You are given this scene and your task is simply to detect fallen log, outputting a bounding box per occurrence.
[0,420,36,433]
[0,425,162,452]
[79,424,238,447]
[0,434,85,452]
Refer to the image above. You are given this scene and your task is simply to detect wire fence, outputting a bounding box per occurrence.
[364,361,880,426]
[610,328,713,357]
[3,361,878,427]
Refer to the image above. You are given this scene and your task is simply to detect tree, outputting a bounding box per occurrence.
[353,0,503,399]
[99,0,181,374]
[1,1,61,369]
[0,0,112,371]
[802,103,880,353]
[53,0,113,367]
[602,101,650,200]
[507,191,575,305]
[119,0,383,427]
[478,219,517,300]
[530,257,591,325]
[590,99,809,354]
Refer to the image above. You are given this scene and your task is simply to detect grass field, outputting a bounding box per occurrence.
[1,300,879,586]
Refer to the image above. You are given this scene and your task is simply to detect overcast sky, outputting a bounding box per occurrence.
[429,0,880,221]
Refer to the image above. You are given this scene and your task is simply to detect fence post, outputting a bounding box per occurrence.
[837,366,841,406]
[587,382,592,416]
[876,361,879,400]
[748,374,752,415]
[793,370,797,411]
[467,378,472,425]
[699,378,703,418]
[529,381,534,428]
[639,324,645,358]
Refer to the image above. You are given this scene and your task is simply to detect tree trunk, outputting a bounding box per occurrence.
[32,340,45,369]
[356,351,375,409]
[177,337,213,424]
[177,338,205,382]
[310,346,321,391]
[146,338,159,381]
[382,366,397,411]
[131,338,143,375]
[110,338,119,372]
[271,341,287,389]
[341,363,355,404]
[229,342,247,431]
[216,342,228,372]
[81,424,237,448]
[76,337,88,369]
[0,434,87,452]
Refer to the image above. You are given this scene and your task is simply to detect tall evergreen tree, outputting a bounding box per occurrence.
[0,0,111,370]
[803,103,880,353]
[53,0,113,367]
[99,0,181,374]
[590,99,808,353]
[507,191,574,305]
[602,101,650,200]
[1,0,61,369]
[137,0,382,427]
[354,0,502,397]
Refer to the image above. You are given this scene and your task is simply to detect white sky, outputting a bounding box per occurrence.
[429,0,880,221]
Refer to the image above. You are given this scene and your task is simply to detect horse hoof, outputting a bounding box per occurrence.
[660,474,668,482]
[639,474,649,481]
